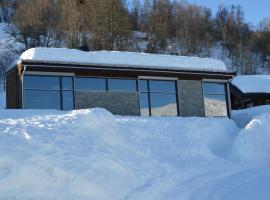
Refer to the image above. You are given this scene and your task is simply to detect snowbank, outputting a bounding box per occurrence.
[231,106,270,165]
[231,75,270,94]
[232,105,270,127]
[13,47,228,72]
[0,108,270,200]
[231,113,270,165]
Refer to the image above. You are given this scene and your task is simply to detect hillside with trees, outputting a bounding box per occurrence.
[0,0,270,89]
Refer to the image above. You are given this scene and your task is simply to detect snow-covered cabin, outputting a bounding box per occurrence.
[6,48,235,117]
[230,75,270,109]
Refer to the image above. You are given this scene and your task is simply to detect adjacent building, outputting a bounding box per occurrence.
[6,48,234,117]
[230,75,270,109]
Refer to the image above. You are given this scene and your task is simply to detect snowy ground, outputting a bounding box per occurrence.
[0,105,270,200]
[232,105,270,128]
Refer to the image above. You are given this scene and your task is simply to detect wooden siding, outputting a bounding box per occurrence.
[6,67,22,109]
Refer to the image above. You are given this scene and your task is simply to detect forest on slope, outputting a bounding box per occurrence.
[0,0,270,88]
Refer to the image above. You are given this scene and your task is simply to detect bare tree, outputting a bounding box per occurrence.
[0,51,15,91]
[91,0,131,50]
[59,0,92,49]
[5,0,63,52]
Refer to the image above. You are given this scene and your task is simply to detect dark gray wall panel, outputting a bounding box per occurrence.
[75,91,140,116]
[178,80,205,117]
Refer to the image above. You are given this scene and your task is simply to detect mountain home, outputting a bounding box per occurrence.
[230,75,270,109]
[6,48,234,117]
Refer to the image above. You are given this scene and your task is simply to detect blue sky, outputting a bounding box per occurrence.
[184,0,270,26]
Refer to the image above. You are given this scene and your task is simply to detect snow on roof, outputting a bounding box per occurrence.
[231,75,270,94]
[16,47,228,72]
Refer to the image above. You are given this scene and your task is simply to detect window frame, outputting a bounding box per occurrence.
[138,77,179,117]
[75,76,139,92]
[107,78,138,92]
[202,79,230,117]
[75,76,107,91]
[23,73,75,110]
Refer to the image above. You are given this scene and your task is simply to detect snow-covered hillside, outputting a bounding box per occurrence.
[0,106,270,200]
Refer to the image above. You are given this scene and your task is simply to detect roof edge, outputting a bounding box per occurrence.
[20,59,236,75]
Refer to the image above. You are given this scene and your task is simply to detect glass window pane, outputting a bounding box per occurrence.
[62,77,73,90]
[203,82,226,95]
[76,77,106,91]
[139,80,148,92]
[150,93,178,116]
[108,79,137,91]
[140,93,150,116]
[24,75,60,90]
[62,91,74,110]
[204,95,228,117]
[24,90,61,109]
[149,80,176,93]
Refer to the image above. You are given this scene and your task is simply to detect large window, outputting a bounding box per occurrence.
[76,77,106,91]
[24,75,74,110]
[203,81,228,117]
[108,79,137,91]
[139,79,178,116]
[75,77,137,92]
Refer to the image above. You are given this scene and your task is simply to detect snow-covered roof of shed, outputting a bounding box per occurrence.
[231,75,270,94]
[16,47,228,72]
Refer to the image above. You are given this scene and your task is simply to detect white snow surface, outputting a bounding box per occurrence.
[16,47,228,72]
[0,107,270,200]
[231,75,270,94]
[232,105,270,128]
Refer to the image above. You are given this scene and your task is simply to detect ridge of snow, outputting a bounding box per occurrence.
[16,47,228,72]
[0,107,270,199]
[232,105,270,128]
[231,75,270,94]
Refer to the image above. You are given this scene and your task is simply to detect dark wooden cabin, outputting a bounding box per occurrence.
[6,48,235,117]
[230,75,270,110]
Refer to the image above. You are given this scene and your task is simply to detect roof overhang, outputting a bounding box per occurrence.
[15,59,236,76]
[230,83,270,98]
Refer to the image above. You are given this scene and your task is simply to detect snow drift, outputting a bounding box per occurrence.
[232,105,270,127]
[0,107,270,200]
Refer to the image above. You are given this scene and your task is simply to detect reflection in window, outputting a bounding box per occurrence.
[24,90,61,109]
[62,77,73,90]
[24,75,60,90]
[139,80,178,116]
[150,93,178,116]
[108,79,137,91]
[24,75,74,110]
[76,77,106,91]
[203,82,226,94]
[140,93,150,116]
[139,80,148,92]
[62,91,74,110]
[203,82,228,117]
[149,80,176,93]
